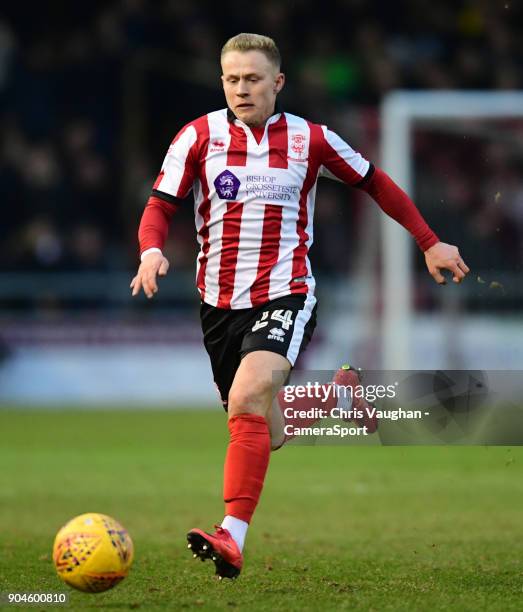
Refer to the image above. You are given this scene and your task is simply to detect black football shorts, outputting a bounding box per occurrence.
[200,293,317,410]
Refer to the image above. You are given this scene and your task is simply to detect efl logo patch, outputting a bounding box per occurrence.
[214,170,240,200]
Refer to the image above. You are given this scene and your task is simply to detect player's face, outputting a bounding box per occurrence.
[221,50,285,127]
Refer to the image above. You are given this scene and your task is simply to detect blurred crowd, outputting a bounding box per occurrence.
[1,1,522,297]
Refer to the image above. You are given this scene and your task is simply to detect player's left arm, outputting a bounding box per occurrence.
[358,166,469,284]
[318,126,470,284]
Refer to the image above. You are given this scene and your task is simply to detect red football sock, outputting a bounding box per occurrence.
[278,383,338,443]
[223,414,271,524]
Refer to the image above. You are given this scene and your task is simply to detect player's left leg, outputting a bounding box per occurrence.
[270,364,379,449]
[188,350,289,579]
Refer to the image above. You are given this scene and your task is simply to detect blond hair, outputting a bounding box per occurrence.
[221,33,281,69]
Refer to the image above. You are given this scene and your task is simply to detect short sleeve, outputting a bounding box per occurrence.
[152,123,198,200]
[318,126,371,186]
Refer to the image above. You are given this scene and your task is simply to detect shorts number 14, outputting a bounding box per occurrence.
[252,309,294,332]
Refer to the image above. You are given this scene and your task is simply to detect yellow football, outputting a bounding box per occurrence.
[53,513,134,593]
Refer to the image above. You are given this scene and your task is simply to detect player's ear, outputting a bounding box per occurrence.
[274,72,285,94]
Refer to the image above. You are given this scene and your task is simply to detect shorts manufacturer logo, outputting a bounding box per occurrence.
[268,327,285,342]
[214,170,240,200]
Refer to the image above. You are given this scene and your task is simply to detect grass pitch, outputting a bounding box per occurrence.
[1,409,523,611]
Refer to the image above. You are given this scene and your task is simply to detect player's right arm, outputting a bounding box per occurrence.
[130,196,175,299]
[131,123,199,298]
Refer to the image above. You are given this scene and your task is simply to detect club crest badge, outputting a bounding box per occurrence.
[289,134,308,161]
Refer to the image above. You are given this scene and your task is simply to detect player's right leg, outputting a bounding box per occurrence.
[190,294,316,578]
[188,350,290,579]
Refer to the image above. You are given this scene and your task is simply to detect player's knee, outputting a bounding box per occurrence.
[228,380,272,417]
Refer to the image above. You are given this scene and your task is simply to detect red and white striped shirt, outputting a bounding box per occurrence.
[144,108,371,309]
[140,108,438,309]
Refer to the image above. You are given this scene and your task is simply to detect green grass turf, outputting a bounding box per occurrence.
[1,409,523,611]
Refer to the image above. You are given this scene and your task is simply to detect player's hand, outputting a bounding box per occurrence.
[130,252,170,298]
[424,242,470,285]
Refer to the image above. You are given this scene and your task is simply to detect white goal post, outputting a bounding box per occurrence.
[380,90,523,370]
